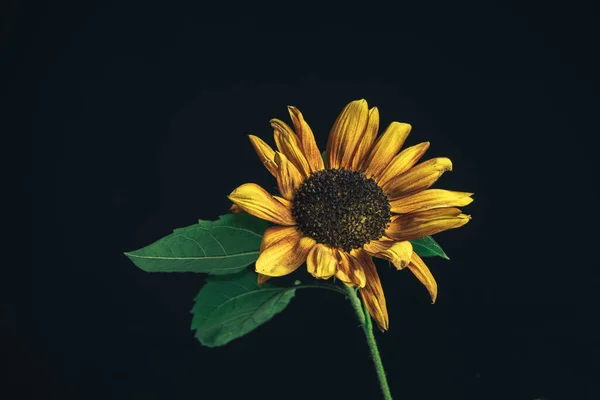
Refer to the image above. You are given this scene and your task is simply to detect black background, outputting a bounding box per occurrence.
[9,1,599,399]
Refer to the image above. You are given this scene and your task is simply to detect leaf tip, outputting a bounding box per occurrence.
[123,251,136,259]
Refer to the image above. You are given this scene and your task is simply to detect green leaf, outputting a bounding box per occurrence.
[125,213,268,274]
[191,269,296,347]
[410,236,450,260]
[321,150,326,166]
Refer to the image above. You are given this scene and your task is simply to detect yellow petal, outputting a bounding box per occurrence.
[255,231,315,277]
[306,244,337,279]
[390,189,474,214]
[228,183,295,226]
[363,122,412,178]
[257,273,271,287]
[351,107,379,170]
[274,195,292,209]
[335,250,367,288]
[260,225,298,252]
[354,249,389,331]
[248,135,278,177]
[385,157,453,199]
[274,152,303,200]
[326,99,369,170]
[408,252,438,303]
[364,239,413,270]
[271,119,311,177]
[377,142,430,188]
[287,106,324,172]
[386,207,471,242]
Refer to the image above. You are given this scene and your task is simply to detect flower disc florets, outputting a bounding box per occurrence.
[291,168,392,252]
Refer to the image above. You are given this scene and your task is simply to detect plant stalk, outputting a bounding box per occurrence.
[345,285,393,400]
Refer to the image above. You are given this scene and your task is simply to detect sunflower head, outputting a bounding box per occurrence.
[228,99,473,330]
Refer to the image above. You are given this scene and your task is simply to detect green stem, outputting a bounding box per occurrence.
[345,285,393,400]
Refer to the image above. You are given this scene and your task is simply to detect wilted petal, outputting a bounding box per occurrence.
[408,252,438,303]
[274,195,292,209]
[228,203,244,214]
[326,99,369,169]
[228,183,295,225]
[287,106,324,172]
[255,231,315,277]
[335,250,367,288]
[351,107,379,170]
[364,238,413,270]
[386,207,471,242]
[385,157,453,199]
[257,273,271,287]
[271,119,312,177]
[364,122,412,178]
[353,249,389,331]
[390,189,474,214]
[248,135,278,176]
[274,152,303,200]
[260,226,298,252]
[377,142,430,188]
[306,244,337,279]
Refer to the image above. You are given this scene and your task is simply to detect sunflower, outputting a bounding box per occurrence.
[228,99,472,330]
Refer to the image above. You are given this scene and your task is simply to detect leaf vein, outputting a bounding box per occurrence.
[176,233,207,257]
[208,232,228,256]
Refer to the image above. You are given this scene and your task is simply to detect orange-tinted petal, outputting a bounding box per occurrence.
[326,99,369,169]
[271,119,312,177]
[408,252,438,303]
[274,195,292,209]
[260,226,298,252]
[287,106,324,172]
[335,250,367,288]
[255,231,315,277]
[390,189,474,214]
[363,122,412,178]
[274,152,303,200]
[385,157,453,199]
[354,249,389,331]
[228,183,295,225]
[229,203,244,214]
[306,244,337,279]
[257,273,271,287]
[248,135,278,177]
[364,238,413,270]
[386,207,471,242]
[377,142,430,188]
[351,107,380,170]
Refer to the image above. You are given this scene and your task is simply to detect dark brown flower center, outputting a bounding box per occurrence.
[291,168,391,252]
